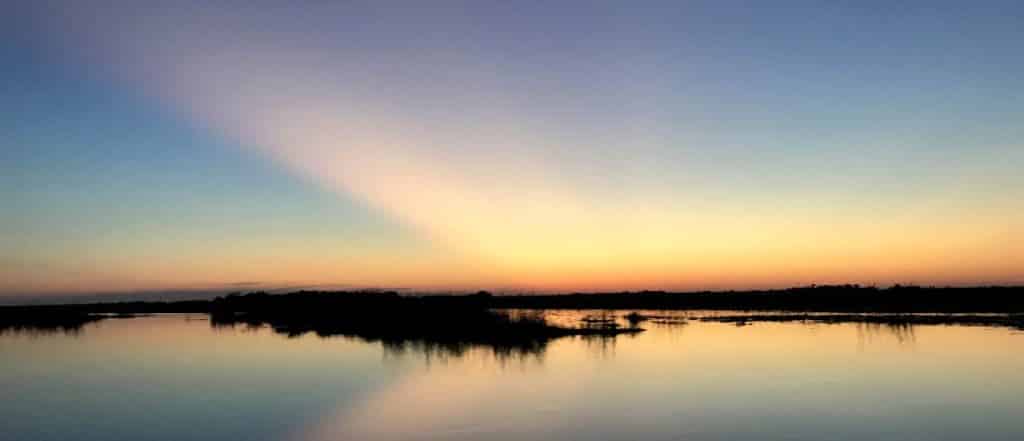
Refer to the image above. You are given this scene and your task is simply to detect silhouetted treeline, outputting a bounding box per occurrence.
[0,307,106,334]
[0,291,640,354]
[0,300,210,334]
[3,285,1023,336]
[489,285,1024,313]
[206,291,640,356]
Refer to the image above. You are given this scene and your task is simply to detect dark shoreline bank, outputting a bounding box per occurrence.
[697,312,1024,330]
[3,285,1023,337]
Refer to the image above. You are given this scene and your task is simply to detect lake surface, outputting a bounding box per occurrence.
[2,312,1023,441]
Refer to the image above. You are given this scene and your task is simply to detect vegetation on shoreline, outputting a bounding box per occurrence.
[488,285,1024,312]
[3,285,1023,338]
[0,308,106,334]
[207,292,641,356]
[699,312,1024,330]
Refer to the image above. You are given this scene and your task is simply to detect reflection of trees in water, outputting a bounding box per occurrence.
[0,313,104,337]
[379,339,548,366]
[380,337,549,363]
[209,305,642,363]
[0,324,90,337]
[209,319,264,334]
[580,334,618,359]
[211,314,556,362]
[856,321,917,348]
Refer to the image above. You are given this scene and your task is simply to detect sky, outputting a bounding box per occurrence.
[2,1,1022,297]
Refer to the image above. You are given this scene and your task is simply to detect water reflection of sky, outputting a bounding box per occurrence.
[2,315,1022,441]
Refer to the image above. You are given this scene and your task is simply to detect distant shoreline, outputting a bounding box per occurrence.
[3,286,1023,339]
[4,284,1024,311]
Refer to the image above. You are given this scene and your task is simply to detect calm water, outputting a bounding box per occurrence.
[2,313,1023,441]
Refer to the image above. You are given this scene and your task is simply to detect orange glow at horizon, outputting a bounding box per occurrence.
[3,2,1022,298]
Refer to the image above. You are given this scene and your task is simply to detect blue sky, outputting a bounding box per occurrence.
[2,1,1022,296]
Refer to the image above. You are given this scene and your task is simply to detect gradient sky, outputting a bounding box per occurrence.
[2,1,1022,297]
